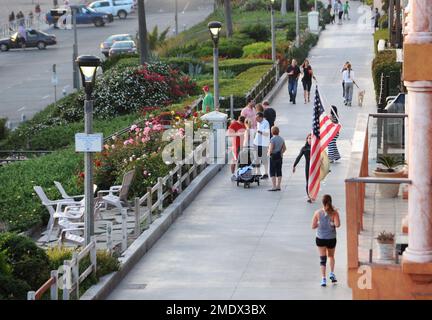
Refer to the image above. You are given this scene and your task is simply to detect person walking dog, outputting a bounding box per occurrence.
[312,194,341,287]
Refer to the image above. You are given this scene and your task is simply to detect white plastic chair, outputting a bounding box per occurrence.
[97,170,135,211]
[54,181,85,200]
[34,186,83,243]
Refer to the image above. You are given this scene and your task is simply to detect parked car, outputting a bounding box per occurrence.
[0,29,56,52]
[108,40,137,57]
[88,0,134,19]
[100,33,134,57]
[46,5,113,28]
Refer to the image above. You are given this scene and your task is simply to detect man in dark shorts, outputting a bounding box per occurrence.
[286,59,301,104]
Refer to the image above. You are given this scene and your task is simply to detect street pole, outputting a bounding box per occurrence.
[137,0,149,64]
[72,8,79,90]
[175,0,178,35]
[295,0,300,47]
[213,46,219,111]
[270,4,276,62]
[84,92,94,245]
[315,0,317,11]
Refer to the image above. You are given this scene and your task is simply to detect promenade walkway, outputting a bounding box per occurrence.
[108,2,377,300]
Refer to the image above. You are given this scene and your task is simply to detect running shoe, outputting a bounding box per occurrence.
[329,272,338,283]
[261,174,269,179]
[321,278,327,287]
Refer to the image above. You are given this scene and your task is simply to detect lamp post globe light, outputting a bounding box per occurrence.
[76,54,101,245]
[270,0,276,62]
[208,21,222,111]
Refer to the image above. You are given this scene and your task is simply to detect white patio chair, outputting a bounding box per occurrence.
[54,181,85,200]
[97,170,135,211]
[34,186,84,243]
[58,220,85,246]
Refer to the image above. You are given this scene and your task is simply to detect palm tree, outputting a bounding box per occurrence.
[147,25,170,51]
[224,0,233,38]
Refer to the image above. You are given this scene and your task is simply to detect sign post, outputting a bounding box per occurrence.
[52,64,58,103]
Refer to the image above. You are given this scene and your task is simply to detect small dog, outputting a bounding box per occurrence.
[358,90,365,107]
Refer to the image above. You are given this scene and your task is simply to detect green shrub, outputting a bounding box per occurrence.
[0,233,51,289]
[95,250,120,278]
[2,114,139,151]
[115,57,140,69]
[161,57,206,74]
[240,0,310,11]
[286,22,297,41]
[101,53,140,72]
[242,42,272,58]
[0,149,82,232]
[240,23,271,42]
[46,247,74,270]
[0,273,31,300]
[371,50,402,104]
[211,58,272,75]
[379,14,388,29]
[0,118,8,140]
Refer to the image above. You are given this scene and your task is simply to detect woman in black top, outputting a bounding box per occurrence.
[301,59,315,104]
[293,133,312,203]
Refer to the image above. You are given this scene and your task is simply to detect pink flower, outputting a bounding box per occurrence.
[143,127,151,135]
[128,138,134,144]
[130,124,138,131]
[135,128,140,133]
[123,140,129,145]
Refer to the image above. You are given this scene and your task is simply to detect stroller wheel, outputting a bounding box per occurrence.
[257,178,260,186]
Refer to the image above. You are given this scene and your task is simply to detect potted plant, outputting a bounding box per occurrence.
[376,231,395,260]
[373,155,405,198]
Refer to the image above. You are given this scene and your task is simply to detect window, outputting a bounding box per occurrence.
[100,1,110,7]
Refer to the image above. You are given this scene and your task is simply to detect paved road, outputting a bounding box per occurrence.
[0,6,212,126]
[107,2,376,300]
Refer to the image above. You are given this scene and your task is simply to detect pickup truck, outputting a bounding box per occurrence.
[45,5,114,28]
[88,0,134,19]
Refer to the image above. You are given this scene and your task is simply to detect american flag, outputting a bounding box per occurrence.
[308,87,342,200]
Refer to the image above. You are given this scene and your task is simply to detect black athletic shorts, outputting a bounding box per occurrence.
[316,237,337,249]
[270,158,282,177]
[302,80,312,92]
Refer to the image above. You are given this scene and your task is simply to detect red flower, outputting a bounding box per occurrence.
[95,160,102,167]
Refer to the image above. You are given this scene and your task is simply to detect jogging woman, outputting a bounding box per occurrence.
[312,194,341,287]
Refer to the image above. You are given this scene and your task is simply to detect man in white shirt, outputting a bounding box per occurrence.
[253,112,270,179]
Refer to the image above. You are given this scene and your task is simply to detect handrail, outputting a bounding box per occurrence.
[345,177,411,184]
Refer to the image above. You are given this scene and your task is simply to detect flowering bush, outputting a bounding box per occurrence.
[58,62,198,122]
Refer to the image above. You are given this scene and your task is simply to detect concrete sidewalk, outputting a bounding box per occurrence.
[107,2,377,300]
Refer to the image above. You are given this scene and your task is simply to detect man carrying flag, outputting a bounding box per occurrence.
[308,87,342,201]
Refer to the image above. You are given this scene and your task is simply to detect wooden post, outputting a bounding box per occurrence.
[71,253,79,300]
[157,177,163,212]
[177,165,183,193]
[90,236,97,274]
[346,182,359,269]
[106,221,113,254]
[121,209,127,252]
[50,270,58,300]
[27,291,36,300]
[62,260,71,301]
[167,175,174,203]
[185,164,191,186]
[147,187,152,224]
[134,197,140,236]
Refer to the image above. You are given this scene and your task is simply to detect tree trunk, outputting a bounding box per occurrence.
[281,0,287,15]
[137,0,149,64]
[224,0,233,38]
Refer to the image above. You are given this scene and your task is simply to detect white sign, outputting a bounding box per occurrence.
[75,133,103,152]
[52,74,58,86]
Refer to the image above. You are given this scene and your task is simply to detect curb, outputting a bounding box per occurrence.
[264,73,288,104]
[80,163,223,300]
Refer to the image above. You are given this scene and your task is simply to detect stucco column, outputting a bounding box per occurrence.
[402,0,432,263]
[403,81,432,263]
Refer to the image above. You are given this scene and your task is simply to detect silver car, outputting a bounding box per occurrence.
[108,40,137,57]
[100,34,133,57]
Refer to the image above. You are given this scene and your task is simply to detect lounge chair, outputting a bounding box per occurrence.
[97,170,135,211]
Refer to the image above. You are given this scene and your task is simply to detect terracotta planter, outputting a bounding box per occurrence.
[373,170,405,198]
[377,241,395,260]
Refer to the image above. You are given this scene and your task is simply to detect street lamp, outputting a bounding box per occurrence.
[76,54,101,245]
[208,21,222,111]
[270,0,276,62]
[295,0,300,47]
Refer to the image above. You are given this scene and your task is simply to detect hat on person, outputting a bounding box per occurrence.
[202,85,210,92]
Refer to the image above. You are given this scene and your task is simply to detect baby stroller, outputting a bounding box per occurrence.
[235,147,261,188]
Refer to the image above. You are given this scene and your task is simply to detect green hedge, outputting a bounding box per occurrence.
[0,118,8,140]
[0,149,82,232]
[371,50,402,105]
[208,58,272,75]
[1,114,139,151]
[242,42,273,58]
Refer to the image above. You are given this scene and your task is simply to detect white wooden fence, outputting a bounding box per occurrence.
[28,237,97,300]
